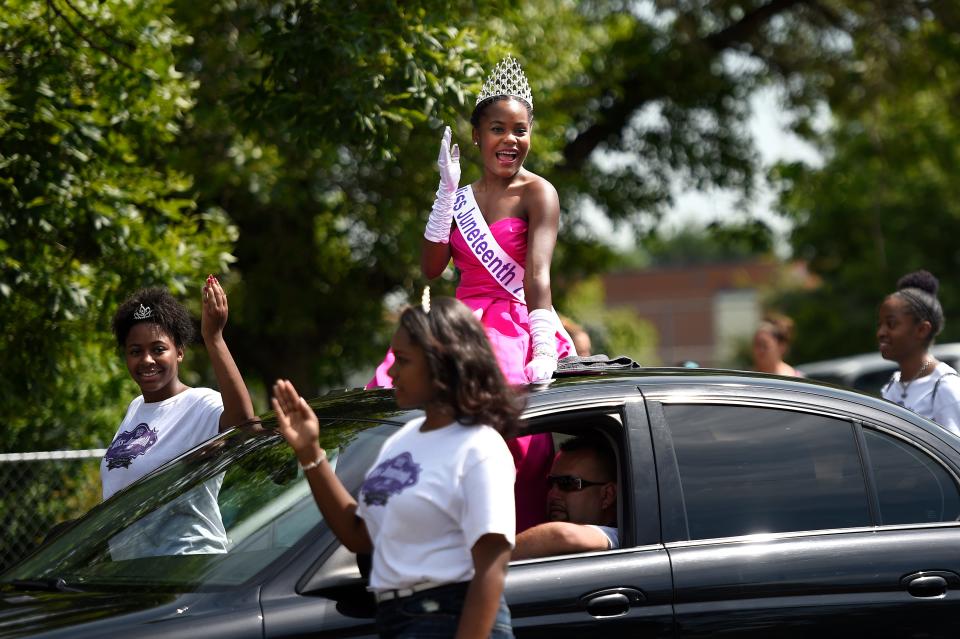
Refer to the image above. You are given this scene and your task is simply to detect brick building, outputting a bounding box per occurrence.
[603,259,811,368]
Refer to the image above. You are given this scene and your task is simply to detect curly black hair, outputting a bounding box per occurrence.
[892,269,944,344]
[470,95,534,128]
[112,287,195,350]
[397,296,524,436]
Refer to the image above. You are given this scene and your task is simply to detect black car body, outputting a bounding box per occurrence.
[3,369,960,637]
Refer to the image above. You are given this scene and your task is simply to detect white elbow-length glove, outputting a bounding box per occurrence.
[423,126,461,244]
[525,308,558,383]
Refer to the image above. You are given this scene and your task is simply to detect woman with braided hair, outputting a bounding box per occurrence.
[878,270,960,435]
[368,56,575,533]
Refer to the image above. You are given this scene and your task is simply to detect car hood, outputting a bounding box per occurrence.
[0,587,262,638]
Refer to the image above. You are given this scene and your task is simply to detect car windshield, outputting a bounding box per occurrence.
[1,417,399,592]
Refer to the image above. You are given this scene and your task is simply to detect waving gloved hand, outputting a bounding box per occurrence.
[437,126,460,194]
[524,308,559,383]
[424,126,461,244]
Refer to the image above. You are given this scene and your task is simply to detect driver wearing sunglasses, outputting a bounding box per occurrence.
[513,434,618,559]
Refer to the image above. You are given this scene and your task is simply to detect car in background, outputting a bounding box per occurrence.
[4,368,960,637]
[797,342,960,396]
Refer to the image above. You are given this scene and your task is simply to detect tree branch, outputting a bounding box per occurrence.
[704,0,810,50]
[59,0,137,53]
[559,0,812,171]
[46,0,134,70]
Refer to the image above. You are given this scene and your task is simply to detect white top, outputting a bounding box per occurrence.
[882,361,960,437]
[101,387,228,559]
[101,387,223,499]
[587,524,620,550]
[106,478,228,559]
[357,417,516,591]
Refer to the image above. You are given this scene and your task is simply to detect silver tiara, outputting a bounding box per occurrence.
[476,55,533,110]
[132,304,153,320]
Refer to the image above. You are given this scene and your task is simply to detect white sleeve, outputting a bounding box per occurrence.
[459,442,517,549]
[933,379,960,437]
[191,389,225,441]
[586,525,620,550]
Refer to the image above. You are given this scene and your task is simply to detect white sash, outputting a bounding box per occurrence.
[451,185,579,356]
[452,185,526,304]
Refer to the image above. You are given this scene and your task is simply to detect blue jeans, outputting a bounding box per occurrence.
[375,581,513,638]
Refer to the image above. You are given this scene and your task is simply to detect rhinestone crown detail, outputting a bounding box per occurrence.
[476,55,533,110]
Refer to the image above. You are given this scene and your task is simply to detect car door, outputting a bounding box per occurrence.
[648,397,960,638]
[506,400,674,637]
[260,400,676,637]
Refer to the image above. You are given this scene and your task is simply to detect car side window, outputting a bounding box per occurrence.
[664,404,871,540]
[508,413,627,561]
[863,428,960,524]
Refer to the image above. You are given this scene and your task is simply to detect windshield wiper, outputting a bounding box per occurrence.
[8,578,83,593]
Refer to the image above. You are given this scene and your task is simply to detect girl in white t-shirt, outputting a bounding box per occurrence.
[273,294,522,639]
[878,270,960,436]
[102,276,255,500]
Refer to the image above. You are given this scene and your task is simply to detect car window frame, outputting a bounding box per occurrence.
[505,396,659,563]
[647,390,960,544]
[855,418,960,527]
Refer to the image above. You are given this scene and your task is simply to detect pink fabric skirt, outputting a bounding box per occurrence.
[367,294,573,387]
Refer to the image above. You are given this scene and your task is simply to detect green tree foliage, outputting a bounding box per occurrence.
[169,0,956,396]
[0,0,236,450]
[4,0,960,454]
[773,19,960,363]
[553,0,958,222]
[167,0,624,394]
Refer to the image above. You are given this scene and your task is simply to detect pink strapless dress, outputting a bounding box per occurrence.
[367,216,574,533]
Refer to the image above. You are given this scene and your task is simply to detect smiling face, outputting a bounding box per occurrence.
[473,98,531,178]
[387,326,437,409]
[877,295,931,363]
[124,322,185,403]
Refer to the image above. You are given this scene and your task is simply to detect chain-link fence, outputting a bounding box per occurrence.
[0,449,104,573]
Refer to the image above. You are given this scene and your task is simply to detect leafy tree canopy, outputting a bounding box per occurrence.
[0,0,234,450]
[773,17,960,363]
[3,0,959,450]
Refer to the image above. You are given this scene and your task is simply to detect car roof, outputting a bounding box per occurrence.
[284,365,960,455]
[311,365,917,417]
[796,342,960,379]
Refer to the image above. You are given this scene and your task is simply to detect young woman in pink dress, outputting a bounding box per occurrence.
[368,56,575,533]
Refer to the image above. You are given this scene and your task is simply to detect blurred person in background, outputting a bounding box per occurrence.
[879,270,960,436]
[752,313,802,377]
[561,315,592,357]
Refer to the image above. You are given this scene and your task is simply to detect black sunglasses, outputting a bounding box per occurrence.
[547,474,607,492]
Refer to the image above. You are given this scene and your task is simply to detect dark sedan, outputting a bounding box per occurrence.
[3,368,960,637]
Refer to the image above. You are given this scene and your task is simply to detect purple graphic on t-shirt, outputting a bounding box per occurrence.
[104,422,158,470]
[360,452,421,506]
